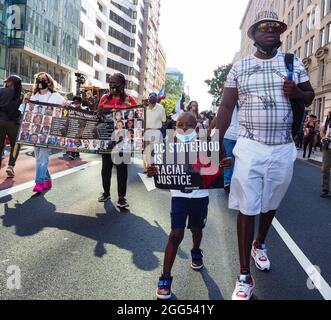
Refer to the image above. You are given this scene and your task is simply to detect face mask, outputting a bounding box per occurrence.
[110,85,121,95]
[176,130,197,143]
[254,40,282,56]
[38,80,49,90]
[149,97,157,105]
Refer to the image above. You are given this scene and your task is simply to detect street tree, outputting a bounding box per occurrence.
[205,64,232,106]
[162,76,190,115]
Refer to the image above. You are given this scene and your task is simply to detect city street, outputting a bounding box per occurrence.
[0,152,330,300]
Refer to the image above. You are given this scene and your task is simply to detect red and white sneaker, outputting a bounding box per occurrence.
[251,241,271,271]
[232,274,255,301]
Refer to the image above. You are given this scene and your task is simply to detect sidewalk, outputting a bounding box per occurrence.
[296,147,323,166]
[0,146,90,191]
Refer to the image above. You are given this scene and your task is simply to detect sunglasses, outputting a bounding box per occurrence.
[256,21,283,33]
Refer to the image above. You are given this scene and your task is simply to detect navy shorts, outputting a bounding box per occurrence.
[171,197,209,230]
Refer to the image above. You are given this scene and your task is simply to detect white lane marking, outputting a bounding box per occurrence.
[0,161,101,199]
[273,218,331,300]
[1,259,10,264]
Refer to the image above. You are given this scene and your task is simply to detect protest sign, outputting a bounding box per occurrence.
[17,101,145,154]
[152,138,224,191]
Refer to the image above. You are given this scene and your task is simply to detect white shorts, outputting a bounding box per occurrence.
[229,138,297,216]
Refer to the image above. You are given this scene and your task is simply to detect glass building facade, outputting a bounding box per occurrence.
[3,0,81,92]
[0,0,7,82]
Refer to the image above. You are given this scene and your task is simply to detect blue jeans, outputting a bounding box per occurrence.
[34,147,51,184]
[223,138,237,187]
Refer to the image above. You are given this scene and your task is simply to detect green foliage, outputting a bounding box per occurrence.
[205,64,232,106]
[162,76,190,115]
[165,76,183,97]
[160,99,176,116]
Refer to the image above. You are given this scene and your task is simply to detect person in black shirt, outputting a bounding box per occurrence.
[303,115,317,159]
[0,75,23,177]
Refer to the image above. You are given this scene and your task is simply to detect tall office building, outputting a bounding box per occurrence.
[235,0,331,119]
[0,0,7,82]
[3,0,81,93]
[155,41,166,91]
[79,0,149,98]
[166,67,184,82]
[78,0,166,99]
[78,0,108,90]
[139,0,163,97]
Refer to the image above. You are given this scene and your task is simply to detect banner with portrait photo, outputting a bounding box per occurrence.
[17,101,146,154]
[152,139,224,191]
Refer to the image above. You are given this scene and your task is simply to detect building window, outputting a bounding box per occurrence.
[107,58,129,75]
[107,42,131,61]
[109,11,134,33]
[319,60,325,81]
[295,24,299,43]
[286,32,293,51]
[9,51,19,75]
[79,47,93,67]
[96,19,102,30]
[108,27,134,47]
[309,36,315,55]
[321,0,331,17]
[315,97,325,120]
[297,46,301,58]
[20,54,30,83]
[304,40,309,57]
[296,0,305,17]
[320,28,326,47]
[327,22,331,43]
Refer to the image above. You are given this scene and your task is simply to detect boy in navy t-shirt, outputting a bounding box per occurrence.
[148,112,231,300]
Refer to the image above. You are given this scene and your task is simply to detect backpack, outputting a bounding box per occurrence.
[284,53,306,139]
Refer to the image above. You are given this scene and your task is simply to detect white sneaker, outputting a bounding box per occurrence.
[251,241,271,271]
[232,274,255,301]
[6,166,15,178]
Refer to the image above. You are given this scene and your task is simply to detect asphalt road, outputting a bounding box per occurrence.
[0,155,330,300]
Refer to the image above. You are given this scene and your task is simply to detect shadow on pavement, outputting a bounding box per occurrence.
[200,267,224,300]
[1,195,187,272]
[0,194,12,204]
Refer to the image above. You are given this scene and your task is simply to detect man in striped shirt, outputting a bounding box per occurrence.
[216,11,315,300]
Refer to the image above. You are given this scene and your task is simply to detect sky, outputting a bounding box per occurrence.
[159,0,249,109]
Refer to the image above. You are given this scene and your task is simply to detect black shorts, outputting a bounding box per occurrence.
[170,197,209,230]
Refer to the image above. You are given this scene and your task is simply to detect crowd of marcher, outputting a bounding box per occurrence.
[0,9,330,301]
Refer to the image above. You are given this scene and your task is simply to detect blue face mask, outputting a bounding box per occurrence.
[176,130,197,143]
[149,97,157,105]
